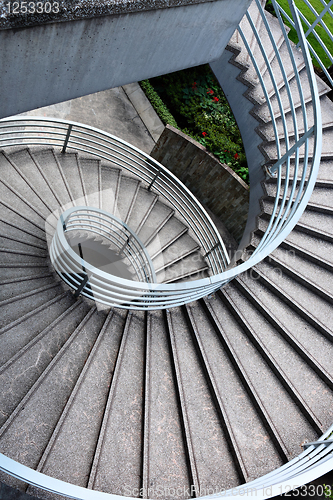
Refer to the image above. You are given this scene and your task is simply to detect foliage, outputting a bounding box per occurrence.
[139,80,178,128]
[144,66,248,183]
[324,484,333,500]
[266,0,333,69]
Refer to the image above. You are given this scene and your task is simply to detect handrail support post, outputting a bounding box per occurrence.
[62,124,73,153]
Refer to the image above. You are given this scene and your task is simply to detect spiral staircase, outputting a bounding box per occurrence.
[0,0,333,499]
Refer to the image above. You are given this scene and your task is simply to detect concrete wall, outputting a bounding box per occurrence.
[151,125,249,242]
[210,48,267,250]
[0,0,251,119]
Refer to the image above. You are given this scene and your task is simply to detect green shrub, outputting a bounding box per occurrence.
[139,80,178,128]
[142,65,248,183]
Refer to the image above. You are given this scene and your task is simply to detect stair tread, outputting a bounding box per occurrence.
[0,300,90,428]
[0,308,105,479]
[55,152,85,206]
[146,217,188,257]
[157,252,208,283]
[78,157,101,209]
[30,148,73,208]
[126,187,157,234]
[253,68,330,123]
[137,200,174,246]
[188,300,284,482]
[31,309,127,488]
[100,165,121,215]
[258,94,333,142]
[270,245,333,297]
[90,311,145,496]
[165,306,241,491]
[218,288,319,458]
[114,175,140,223]
[152,233,200,272]
[233,276,333,432]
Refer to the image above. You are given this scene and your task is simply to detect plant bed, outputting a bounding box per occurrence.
[139,65,248,183]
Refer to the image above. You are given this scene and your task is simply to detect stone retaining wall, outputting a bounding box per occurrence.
[151,125,249,242]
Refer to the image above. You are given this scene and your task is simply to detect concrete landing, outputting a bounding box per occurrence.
[15,85,161,155]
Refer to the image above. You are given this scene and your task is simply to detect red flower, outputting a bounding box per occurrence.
[207,89,214,95]
[212,96,219,102]
[234,153,239,159]
[202,132,207,137]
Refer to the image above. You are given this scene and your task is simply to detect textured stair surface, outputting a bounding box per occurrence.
[1,1,333,498]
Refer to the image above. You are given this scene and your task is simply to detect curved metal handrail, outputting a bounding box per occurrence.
[0,117,230,278]
[276,0,333,88]
[0,0,329,495]
[51,207,157,293]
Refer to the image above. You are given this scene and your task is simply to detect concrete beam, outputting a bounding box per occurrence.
[0,0,251,118]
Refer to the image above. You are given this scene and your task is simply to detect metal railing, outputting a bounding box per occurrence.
[276,0,333,87]
[0,0,322,310]
[0,116,229,279]
[0,423,332,499]
[0,0,329,495]
[51,207,157,299]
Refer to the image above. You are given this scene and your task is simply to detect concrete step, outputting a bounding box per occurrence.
[100,165,121,215]
[0,247,47,265]
[0,307,105,492]
[88,311,145,496]
[165,306,241,491]
[252,68,330,123]
[146,217,188,258]
[253,259,333,342]
[29,148,74,208]
[268,245,333,299]
[0,233,46,254]
[0,160,48,229]
[78,157,101,209]
[0,151,52,219]
[0,299,90,428]
[247,39,305,103]
[27,309,128,497]
[5,149,63,214]
[233,276,333,431]
[157,252,208,283]
[217,287,318,459]
[258,95,333,142]
[55,152,86,206]
[264,158,333,184]
[153,233,200,273]
[140,310,191,497]
[0,282,62,330]
[0,292,77,365]
[126,186,157,234]
[0,203,46,242]
[137,200,174,246]
[185,299,283,483]
[260,126,333,162]
[0,274,54,303]
[229,7,285,90]
[254,221,333,269]
[115,174,140,223]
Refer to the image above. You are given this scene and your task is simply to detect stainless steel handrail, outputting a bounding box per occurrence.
[51,207,157,291]
[0,117,229,277]
[0,0,328,494]
[276,0,333,87]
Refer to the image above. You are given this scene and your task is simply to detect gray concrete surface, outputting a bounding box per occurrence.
[16,86,156,154]
[0,0,251,119]
[123,83,164,143]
